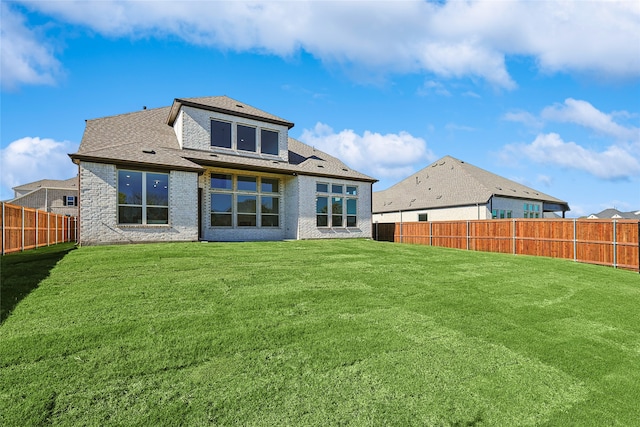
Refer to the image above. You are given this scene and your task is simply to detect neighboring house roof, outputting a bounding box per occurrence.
[587,208,640,219]
[13,177,78,193]
[373,155,569,214]
[70,98,376,183]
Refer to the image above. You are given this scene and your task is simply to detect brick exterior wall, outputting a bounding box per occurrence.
[198,168,372,241]
[200,167,289,242]
[296,175,373,239]
[179,106,290,161]
[78,161,198,245]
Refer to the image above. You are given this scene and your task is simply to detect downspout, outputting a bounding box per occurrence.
[76,164,81,245]
[370,181,374,239]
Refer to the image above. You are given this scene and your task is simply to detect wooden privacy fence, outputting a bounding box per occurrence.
[376,219,640,272]
[1,202,78,255]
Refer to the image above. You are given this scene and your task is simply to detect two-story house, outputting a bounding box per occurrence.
[70,96,376,245]
[9,177,79,217]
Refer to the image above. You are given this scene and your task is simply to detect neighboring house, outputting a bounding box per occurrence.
[372,155,570,223]
[9,177,79,216]
[69,96,376,245]
[587,209,640,219]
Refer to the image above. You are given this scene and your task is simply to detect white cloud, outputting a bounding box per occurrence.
[503,133,640,180]
[0,3,62,90]
[0,137,78,199]
[418,80,451,97]
[502,111,543,130]
[542,98,639,142]
[536,174,553,187]
[299,122,435,182]
[6,0,639,89]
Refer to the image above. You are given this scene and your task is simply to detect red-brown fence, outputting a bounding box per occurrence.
[1,202,77,255]
[376,219,640,272]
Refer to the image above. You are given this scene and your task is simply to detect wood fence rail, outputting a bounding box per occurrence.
[1,202,78,255]
[373,219,640,272]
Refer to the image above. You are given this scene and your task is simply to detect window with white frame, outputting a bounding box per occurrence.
[210,173,280,227]
[117,170,169,225]
[63,195,77,206]
[316,182,358,228]
[210,119,280,155]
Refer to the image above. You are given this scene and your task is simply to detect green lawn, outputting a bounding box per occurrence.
[1,240,639,426]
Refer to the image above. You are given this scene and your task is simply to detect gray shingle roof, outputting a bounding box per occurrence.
[70,99,375,182]
[373,155,569,213]
[588,208,640,219]
[167,96,295,129]
[13,177,78,191]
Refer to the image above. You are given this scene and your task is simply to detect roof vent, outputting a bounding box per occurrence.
[436,195,443,199]
[142,148,156,154]
[210,153,218,157]
[342,168,348,171]
[236,104,244,108]
[317,165,324,168]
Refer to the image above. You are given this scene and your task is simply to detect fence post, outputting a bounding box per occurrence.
[429,221,433,246]
[513,219,516,255]
[1,202,4,255]
[613,220,617,269]
[21,206,25,252]
[573,218,577,262]
[466,220,470,250]
[35,209,39,248]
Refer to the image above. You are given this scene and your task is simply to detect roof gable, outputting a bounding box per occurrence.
[167,96,294,129]
[373,155,568,213]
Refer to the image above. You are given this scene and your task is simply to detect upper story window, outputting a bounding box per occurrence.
[261,129,279,155]
[63,196,77,206]
[211,120,232,149]
[237,125,256,152]
[211,119,280,155]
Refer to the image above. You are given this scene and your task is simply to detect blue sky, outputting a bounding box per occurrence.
[1,0,639,217]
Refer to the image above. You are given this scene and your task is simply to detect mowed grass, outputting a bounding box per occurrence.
[1,240,639,426]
